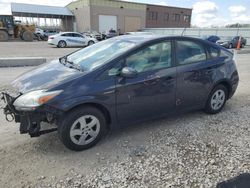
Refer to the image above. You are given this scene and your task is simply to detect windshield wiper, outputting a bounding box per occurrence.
[66,61,83,72]
[59,57,83,72]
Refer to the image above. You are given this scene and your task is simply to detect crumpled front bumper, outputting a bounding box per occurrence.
[1,92,60,137]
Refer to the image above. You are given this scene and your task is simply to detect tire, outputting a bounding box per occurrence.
[58,106,107,151]
[204,85,228,114]
[58,40,67,48]
[88,40,95,46]
[22,31,33,41]
[241,43,245,48]
[0,30,9,41]
[228,43,233,49]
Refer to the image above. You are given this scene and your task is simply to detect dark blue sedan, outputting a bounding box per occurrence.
[2,35,239,151]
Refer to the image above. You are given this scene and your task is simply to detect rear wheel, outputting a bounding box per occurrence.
[58,106,107,151]
[228,43,233,49]
[58,40,67,48]
[241,43,245,48]
[88,40,95,46]
[204,85,228,114]
[0,30,8,41]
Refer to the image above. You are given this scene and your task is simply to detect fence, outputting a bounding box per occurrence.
[143,28,250,45]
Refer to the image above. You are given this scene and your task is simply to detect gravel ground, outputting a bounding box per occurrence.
[0,54,249,188]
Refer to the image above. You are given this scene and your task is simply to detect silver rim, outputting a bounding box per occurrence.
[70,115,100,145]
[211,89,225,110]
[59,41,66,47]
[88,41,94,45]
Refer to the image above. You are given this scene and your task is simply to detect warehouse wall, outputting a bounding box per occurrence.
[89,0,146,33]
[67,0,91,32]
[90,5,146,33]
[144,27,250,45]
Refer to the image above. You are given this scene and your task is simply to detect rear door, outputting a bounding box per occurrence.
[115,40,177,123]
[72,33,86,46]
[175,39,216,110]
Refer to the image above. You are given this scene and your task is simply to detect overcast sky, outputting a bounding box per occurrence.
[0,0,250,27]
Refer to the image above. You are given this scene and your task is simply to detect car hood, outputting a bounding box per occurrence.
[12,60,84,94]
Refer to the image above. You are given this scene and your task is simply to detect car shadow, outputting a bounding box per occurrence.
[217,173,250,188]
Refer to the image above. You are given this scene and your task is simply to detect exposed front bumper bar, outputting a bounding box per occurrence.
[1,92,58,137]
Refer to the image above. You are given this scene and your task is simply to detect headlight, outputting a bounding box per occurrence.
[13,90,62,111]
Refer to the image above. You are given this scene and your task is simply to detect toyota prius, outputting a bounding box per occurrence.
[1,35,239,151]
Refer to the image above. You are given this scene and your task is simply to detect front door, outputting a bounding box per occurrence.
[115,40,177,123]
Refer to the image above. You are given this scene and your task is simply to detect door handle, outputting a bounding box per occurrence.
[166,76,174,81]
[143,75,160,86]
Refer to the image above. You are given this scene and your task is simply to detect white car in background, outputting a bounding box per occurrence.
[48,32,98,48]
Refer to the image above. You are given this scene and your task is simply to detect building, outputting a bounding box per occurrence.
[146,5,192,28]
[6,1,192,33]
[67,0,192,33]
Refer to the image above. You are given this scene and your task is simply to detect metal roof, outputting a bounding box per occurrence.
[11,3,73,16]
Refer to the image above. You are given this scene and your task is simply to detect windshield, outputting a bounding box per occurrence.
[67,38,137,72]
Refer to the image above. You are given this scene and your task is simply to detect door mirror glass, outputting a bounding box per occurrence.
[108,68,120,76]
[121,67,137,78]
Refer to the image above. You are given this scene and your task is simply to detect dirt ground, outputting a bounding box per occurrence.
[0,53,249,187]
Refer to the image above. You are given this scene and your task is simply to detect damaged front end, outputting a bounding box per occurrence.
[1,92,60,137]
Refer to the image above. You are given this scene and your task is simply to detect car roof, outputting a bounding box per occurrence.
[113,35,210,45]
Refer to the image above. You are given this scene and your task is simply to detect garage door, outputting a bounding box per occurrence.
[99,15,117,33]
[125,16,141,32]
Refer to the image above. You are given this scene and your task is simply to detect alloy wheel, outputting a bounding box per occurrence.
[70,115,100,145]
[58,41,66,48]
[210,89,226,111]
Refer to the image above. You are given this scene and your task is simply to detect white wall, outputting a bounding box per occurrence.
[144,28,250,45]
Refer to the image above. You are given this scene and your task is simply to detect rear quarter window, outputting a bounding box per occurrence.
[208,46,220,59]
[220,49,233,61]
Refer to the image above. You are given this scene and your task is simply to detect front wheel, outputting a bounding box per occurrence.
[204,85,228,114]
[58,40,67,48]
[58,106,107,151]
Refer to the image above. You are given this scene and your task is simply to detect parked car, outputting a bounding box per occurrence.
[48,32,97,48]
[205,35,221,43]
[103,29,118,39]
[82,31,103,41]
[34,28,47,41]
[44,30,59,37]
[2,35,239,151]
[217,36,247,48]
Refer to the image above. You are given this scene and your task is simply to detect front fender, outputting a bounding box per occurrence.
[48,95,117,129]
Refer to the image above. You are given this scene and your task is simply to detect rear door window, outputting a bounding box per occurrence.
[61,33,73,37]
[73,33,83,38]
[176,40,206,65]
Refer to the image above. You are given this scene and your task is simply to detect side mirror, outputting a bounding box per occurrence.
[121,67,137,78]
[108,68,120,76]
